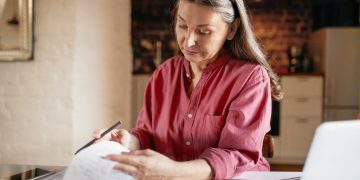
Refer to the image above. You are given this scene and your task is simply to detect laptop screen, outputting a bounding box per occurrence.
[302,120,360,180]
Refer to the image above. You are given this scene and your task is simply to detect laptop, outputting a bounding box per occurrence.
[301,120,360,180]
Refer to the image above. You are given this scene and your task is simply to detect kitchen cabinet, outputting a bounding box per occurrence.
[309,28,360,121]
[277,75,323,162]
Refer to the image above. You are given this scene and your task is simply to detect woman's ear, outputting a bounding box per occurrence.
[227,19,240,40]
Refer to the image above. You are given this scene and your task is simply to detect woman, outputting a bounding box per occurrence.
[96,0,282,179]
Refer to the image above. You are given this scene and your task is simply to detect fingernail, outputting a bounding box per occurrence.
[103,155,111,159]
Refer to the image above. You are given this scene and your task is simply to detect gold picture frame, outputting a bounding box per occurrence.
[0,0,33,61]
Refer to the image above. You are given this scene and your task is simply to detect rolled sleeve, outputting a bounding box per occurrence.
[130,128,153,149]
[200,67,272,179]
[129,108,154,150]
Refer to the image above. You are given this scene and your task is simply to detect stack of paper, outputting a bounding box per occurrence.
[44,141,134,180]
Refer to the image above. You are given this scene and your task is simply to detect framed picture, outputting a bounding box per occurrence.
[0,0,33,61]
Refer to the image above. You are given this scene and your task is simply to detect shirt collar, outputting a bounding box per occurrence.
[183,51,231,79]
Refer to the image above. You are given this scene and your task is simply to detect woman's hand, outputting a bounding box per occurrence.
[93,129,140,150]
[105,149,179,180]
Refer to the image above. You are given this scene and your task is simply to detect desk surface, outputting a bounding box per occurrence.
[1,165,302,180]
[234,171,302,180]
[0,164,64,179]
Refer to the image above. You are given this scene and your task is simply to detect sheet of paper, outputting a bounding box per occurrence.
[62,141,135,180]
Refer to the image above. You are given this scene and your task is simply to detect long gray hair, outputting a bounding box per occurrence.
[172,0,283,100]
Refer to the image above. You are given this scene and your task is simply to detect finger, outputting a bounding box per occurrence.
[113,162,139,177]
[124,149,154,156]
[117,129,128,135]
[93,129,103,139]
[95,129,119,141]
[117,130,130,146]
[106,154,144,167]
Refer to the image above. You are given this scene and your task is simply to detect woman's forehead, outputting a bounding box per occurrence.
[177,1,224,25]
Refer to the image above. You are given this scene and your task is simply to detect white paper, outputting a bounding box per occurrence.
[63,141,135,180]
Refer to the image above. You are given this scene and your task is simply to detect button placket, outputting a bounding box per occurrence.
[183,65,213,154]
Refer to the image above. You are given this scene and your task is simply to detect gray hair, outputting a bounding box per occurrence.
[172,0,283,100]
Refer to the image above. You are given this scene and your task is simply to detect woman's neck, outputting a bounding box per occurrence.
[189,62,204,78]
[187,53,221,95]
[189,53,220,77]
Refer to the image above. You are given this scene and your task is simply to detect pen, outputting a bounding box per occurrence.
[74,121,122,155]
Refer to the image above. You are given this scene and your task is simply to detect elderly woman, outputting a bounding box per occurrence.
[96,0,282,179]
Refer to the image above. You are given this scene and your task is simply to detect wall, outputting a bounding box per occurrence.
[73,0,132,152]
[0,0,76,166]
[249,0,312,73]
[131,0,176,74]
[0,0,131,166]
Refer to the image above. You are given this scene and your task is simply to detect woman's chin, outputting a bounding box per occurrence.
[184,54,202,62]
[184,57,201,63]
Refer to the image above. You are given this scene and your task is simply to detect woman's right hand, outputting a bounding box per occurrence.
[93,129,140,150]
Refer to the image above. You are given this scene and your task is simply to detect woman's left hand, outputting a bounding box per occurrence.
[105,149,179,180]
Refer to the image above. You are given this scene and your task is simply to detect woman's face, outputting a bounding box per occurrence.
[176,1,232,65]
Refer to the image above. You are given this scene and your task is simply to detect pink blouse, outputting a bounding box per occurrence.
[131,52,271,179]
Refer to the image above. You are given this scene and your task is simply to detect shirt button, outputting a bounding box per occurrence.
[185,141,191,146]
[187,113,193,119]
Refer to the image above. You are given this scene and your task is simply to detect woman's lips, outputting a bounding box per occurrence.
[183,49,200,55]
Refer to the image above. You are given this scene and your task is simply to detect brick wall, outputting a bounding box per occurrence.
[132,0,176,74]
[132,0,312,74]
[248,0,312,74]
[0,0,132,166]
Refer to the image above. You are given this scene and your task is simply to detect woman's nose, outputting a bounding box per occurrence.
[185,32,196,47]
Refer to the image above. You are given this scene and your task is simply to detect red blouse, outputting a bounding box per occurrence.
[131,52,271,178]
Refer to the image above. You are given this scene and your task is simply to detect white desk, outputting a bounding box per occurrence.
[234,171,302,180]
[1,165,302,180]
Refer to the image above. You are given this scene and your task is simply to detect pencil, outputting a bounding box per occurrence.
[74,121,122,155]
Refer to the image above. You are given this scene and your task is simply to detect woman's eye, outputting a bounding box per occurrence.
[178,24,187,29]
[199,30,211,35]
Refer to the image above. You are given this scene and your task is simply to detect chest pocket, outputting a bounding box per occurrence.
[202,114,226,146]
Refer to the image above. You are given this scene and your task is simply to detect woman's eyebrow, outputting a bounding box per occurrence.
[178,15,214,27]
[178,15,186,22]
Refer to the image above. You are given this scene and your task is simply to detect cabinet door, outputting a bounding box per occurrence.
[280,117,319,158]
[282,76,323,97]
[281,97,323,117]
